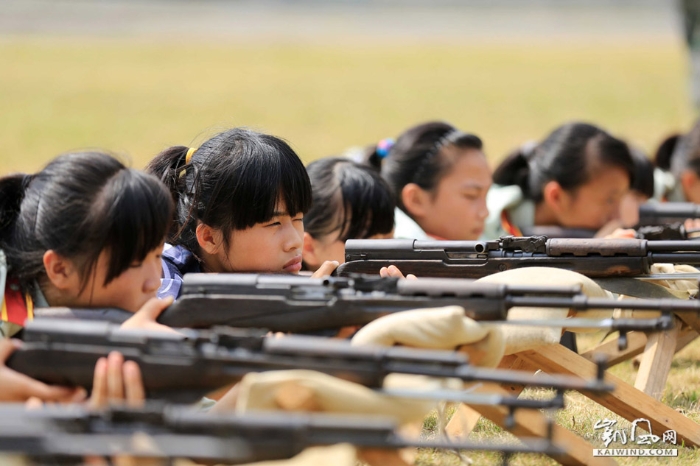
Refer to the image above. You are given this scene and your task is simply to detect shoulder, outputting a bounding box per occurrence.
[393,207,431,240]
[482,185,527,239]
[158,244,201,299]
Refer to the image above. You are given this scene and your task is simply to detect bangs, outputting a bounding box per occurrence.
[95,170,173,286]
[219,134,312,230]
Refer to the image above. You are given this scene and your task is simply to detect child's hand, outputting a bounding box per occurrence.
[89,351,145,409]
[684,218,700,230]
[379,265,417,280]
[603,228,637,239]
[311,260,339,278]
[0,338,87,403]
[121,297,179,334]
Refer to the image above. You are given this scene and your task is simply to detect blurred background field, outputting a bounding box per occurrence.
[0,0,695,173]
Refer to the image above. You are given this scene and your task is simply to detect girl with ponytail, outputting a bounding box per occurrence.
[371,121,491,241]
[0,151,174,402]
[0,151,174,337]
[147,128,337,299]
[484,122,635,239]
[652,120,700,203]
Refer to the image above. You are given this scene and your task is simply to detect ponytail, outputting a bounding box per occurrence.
[492,146,533,197]
[0,174,31,245]
[654,134,680,171]
[145,146,190,205]
[145,146,193,241]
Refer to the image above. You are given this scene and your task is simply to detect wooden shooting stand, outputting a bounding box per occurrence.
[445,322,700,466]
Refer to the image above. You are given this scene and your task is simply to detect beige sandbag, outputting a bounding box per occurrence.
[351,305,505,368]
[648,264,699,298]
[475,267,613,354]
[615,264,700,319]
[173,444,360,466]
[229,370,436,426]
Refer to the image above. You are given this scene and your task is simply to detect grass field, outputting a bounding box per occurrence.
[414,333,700,465]
[0,36,695,173]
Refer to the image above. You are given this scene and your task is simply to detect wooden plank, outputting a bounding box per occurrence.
[457,382,617,466]
[676,312,700,336]
[445,355,529,438]
[516,345,700,447]
[580,332,648,367]
[674,328,699,354]
[634,317,681,400]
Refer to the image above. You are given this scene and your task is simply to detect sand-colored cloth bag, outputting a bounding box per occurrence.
[351,305,505,368]
[214,370,437,466]
[353,267,613,358]
[474,267,614,354]
[228,369,437,425]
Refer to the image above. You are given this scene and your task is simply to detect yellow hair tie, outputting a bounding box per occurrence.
[185,147,198,164]
[179,147,198,178]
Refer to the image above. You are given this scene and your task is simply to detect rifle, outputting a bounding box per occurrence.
[0,403,566,464]
[338,235,700,279]
[8,319,615,404]
[525,223,698,241]
[32,273,697,333]
[33,273,582,331]
[638,202,700,225]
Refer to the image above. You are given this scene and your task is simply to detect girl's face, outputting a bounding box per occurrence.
[410,149,492,240]
[303,230,394,271]
[59,244,164,312]
[618,191,649,228]
[550,165,630,229]
[210,199,305,274]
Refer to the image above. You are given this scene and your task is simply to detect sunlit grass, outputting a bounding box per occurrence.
[0,36,694,173]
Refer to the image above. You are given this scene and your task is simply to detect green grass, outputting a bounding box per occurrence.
[398,334,700,465]
[0,36,695,174]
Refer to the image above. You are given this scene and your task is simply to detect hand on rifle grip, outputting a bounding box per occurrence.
[89,351,145,409]
[121,296,179,334]
[0,338,86,402]
[311,260,339,278]
[379,265,417,280]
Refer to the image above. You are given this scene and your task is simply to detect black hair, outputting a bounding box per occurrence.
[492,122,635,203]
[304,157,395,243]
[370,121,483,212]
[147,128,312,256]
[667,119,700,177]
[0,151,173,292]
[654,134,681,171]
[629,149,655,199]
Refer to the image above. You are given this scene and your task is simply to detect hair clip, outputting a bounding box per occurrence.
[179,147,199,179]
[185,147,198,164]
[376,138,395,159]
